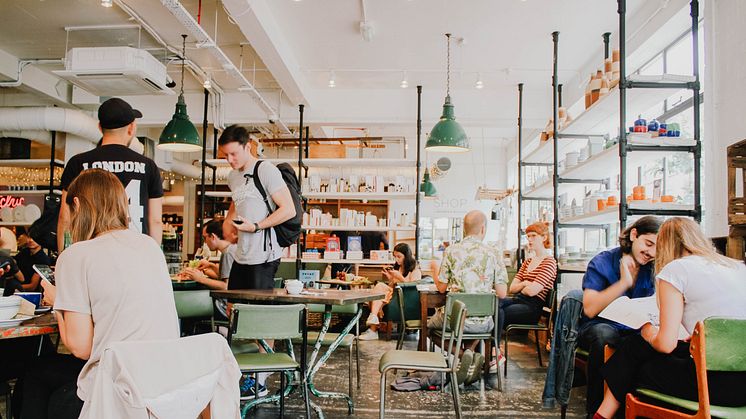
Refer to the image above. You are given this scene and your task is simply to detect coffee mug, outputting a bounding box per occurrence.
[16,292,42,308]
[285,280,303,295]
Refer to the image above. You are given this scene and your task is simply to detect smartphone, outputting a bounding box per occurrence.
[33,264,55,285]
[233,219,244,225]
[0,260,10,270]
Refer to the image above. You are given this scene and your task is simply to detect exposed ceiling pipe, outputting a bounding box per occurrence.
[159,0,291,134]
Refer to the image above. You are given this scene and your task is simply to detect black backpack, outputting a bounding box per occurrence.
[28,194,61,252]
[252,160,303,248]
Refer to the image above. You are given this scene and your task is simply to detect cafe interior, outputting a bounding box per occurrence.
[0,0,745,418]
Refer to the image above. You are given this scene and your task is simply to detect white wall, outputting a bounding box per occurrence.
[703,0,746,236]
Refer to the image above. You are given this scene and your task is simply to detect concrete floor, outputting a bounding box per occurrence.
[0,333,588,418]
[252,333,588,419]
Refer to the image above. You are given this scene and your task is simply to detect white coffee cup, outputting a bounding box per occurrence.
[285,279,303,295]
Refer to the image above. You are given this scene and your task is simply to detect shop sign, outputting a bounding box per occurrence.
[0,195,25,209]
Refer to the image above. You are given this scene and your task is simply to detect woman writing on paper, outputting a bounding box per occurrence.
[594,217,746,419]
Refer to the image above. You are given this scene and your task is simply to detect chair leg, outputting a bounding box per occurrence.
[503,330,509,378]
[280,371,285,418]
[560,404,567,419]
[397,321,405,350]
[478,339,486,394]
[379,369,387,419]
[449,370,462,419]
[355,337,361,390]
[534,330,543,367]
[348,344,354,399]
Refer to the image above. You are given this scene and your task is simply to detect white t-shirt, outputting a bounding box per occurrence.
[54,229,180,401]
[227,160,287,265]
[657,255,746,335]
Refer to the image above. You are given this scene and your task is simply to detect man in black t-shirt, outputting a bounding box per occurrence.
[0,254,22,296]
[57,98,163,250]
[14,229,51,292]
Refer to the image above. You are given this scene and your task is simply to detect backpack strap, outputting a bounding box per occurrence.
[250,160,272,255]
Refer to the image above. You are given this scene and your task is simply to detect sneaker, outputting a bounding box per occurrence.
[465,352,484,386]
[456,349,473,385]
[489,354,506,374]
[358,328,379,341]
[366,313,380,326]
[240,377,268,400]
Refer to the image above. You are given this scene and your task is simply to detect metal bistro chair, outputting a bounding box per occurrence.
[391,283,423,350]
[292,303,361,398]
[626,317,746,419]
[173,289,214,335]
[379,300,467,419]
[504,288,557,377]
[430,292,503,392]
[229,303,311,419]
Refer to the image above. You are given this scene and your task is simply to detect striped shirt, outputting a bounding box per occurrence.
[515,257,557,302]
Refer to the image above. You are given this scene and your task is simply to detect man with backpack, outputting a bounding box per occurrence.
[217,125,298,290]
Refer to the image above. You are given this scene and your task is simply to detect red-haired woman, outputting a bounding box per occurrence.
[497,222,557,349]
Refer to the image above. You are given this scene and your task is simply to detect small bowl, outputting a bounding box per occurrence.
[0,296,21,320]
[285,280,303,295]
[16,292,42,308]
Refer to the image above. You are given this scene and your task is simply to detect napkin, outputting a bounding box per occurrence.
[18,298,35,316]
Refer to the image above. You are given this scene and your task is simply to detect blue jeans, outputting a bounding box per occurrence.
[542,289,584,408]
[496,295,543,344]
[578,322,635,414]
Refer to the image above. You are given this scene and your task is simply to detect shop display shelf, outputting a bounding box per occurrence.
[198,191,231,198]
[0,221,35,226]
[558,263,588,273]
[303,192,415,200]
[1,189,62,196]
[281,257,391,265]
[559,202,695,226]
[559,77,689,137]
[522,136,588,165]
[302,225,415,232]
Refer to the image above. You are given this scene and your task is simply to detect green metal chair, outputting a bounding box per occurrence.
[626,317,746,419]
[292,303,360,399]
[173,290,214,335]
[229,303,311,419]
[379,300,467,419]
[504,288,557,377]
[387,283,423,349]
[430,292,503,392]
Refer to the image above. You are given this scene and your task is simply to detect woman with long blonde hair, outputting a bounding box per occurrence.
[595,217,746,419]
[21,169,179,419]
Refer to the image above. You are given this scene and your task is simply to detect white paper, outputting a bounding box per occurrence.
[598,296,689,340]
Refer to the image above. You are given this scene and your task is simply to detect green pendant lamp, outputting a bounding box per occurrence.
[426,33,469,153]
[419,169,438,198]
[158,34,202,153]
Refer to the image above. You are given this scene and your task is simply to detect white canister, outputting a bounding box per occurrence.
[565,151,579,168]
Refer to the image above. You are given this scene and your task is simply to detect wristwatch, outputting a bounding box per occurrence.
[253,222,262,232]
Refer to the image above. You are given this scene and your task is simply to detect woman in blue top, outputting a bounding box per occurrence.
[578,215,662,415]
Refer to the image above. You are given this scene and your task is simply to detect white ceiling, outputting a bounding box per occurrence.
[0,0,689,150]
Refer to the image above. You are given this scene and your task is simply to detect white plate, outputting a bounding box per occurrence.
[0,207,12,222]
[35,306,52,314]
[0,315,34,328]
[12,205,25,222]
[25,204,41,223]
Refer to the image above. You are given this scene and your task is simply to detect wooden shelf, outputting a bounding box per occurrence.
[306,200,389,206]
[559,203,695,225]
[281,258,392,265]
[523,137,589,165]
[0,189,62,196]
[203,158,415,168]
[302,225,415,232]
[0,159,64,167]
[303,192,415,200]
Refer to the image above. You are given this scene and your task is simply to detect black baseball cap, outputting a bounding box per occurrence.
[98,98,143,129]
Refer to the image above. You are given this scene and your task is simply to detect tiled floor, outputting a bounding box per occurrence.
[0,333,588,418]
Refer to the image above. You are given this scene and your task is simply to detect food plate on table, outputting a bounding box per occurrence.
[0,314,34,328]
[35,306,53,314]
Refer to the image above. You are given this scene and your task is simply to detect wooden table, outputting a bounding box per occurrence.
[0,312,58,340]
[418,285,446,351]
[316,278,373,289]
[211,288,385,418]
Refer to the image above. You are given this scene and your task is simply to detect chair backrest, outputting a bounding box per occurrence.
[388,282,421,323]
[173,290,213,319]
[229,303,306,342]
[444,300,467,372]
[542,288,558,326]
[446,293,496,318]
[307,303,358,315]
[702,317,746,372]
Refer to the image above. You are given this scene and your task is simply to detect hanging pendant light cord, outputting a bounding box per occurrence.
[445,33,451,96]
[180,34,187,96]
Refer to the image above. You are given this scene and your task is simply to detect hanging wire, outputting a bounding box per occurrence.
[445,33,452,96]
[180,34,187,96]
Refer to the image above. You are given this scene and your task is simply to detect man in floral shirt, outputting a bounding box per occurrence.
[428,210,508,333]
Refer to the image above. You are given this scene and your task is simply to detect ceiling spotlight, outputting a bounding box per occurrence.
[400,71,409,89]
[475,73,484,89]
[328,71,336,88]
[101,0,113,7]
[203,77,211,89]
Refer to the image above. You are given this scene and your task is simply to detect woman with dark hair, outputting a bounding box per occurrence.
[595,217,746,418]
[496,222,556,350]
[359,243,421,340]
[577,215,662,415]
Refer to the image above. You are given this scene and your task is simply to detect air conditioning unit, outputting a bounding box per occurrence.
[54,47,174,96]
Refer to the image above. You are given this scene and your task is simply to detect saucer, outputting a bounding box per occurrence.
[35,306,53,314]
